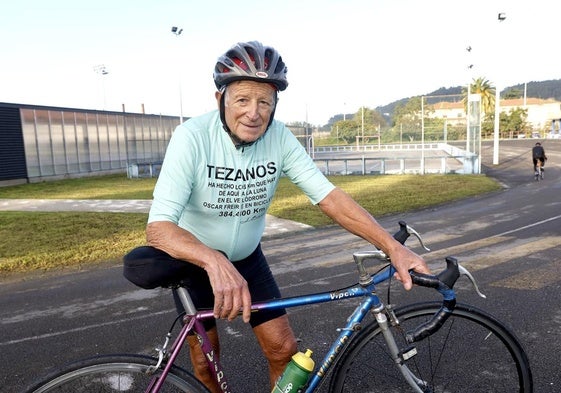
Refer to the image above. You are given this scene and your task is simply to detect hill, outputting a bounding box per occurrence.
[323,79,561,128]
[375,79,561,123]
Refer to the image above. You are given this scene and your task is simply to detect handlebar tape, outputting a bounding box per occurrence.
[405,298,457,343]
[406,257,460,343]
[391,222,460,342]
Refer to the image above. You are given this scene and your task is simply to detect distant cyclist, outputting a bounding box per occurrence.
[532,142,547,179]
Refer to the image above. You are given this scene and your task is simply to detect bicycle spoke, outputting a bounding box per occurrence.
[24,355,209,393]
[330,303,532,393]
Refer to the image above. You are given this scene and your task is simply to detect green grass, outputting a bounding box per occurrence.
[0,212,146,275]
[0,174,156,200]
[0,174,500,276]
[269,174,499,226]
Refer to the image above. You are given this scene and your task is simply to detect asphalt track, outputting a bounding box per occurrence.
[1,139,560,392]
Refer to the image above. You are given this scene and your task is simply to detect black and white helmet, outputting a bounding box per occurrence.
[213,41,288,91]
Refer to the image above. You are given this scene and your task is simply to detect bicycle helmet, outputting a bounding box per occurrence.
[213,41,288,91]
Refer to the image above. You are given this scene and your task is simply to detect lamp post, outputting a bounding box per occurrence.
[93,64,109,110]
[171,26,184,123]
[361,106,364,151]
[421,96,425,174]
[493,12,506,165]
[465,46,473,153]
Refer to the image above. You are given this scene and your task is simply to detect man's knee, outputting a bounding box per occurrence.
[255,317,297,362]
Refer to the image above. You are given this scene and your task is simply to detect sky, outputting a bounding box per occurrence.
[1,0,559,126]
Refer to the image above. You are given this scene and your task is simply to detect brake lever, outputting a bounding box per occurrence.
[405,223,431,252]
[458,264,487,298]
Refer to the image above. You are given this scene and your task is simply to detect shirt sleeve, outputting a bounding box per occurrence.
[278,126,335,205]
[148,124,197,224]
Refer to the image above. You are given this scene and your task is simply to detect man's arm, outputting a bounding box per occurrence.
[317,188,430,290]
[146,221,252,322]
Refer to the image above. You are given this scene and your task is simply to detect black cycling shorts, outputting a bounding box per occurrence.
[123,244,286,330]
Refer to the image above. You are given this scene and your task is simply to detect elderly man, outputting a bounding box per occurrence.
[124,41,429,392]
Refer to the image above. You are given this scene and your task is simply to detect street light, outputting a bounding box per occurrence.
[171,26,184,123]
[465,45,474,153]
[493,12,506,165]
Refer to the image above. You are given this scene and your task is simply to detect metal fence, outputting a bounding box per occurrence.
[312,143,479,175]
[15,105,479,182]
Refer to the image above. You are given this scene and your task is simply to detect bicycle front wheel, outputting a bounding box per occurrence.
[330,302,532,392]
[25,354,210,393]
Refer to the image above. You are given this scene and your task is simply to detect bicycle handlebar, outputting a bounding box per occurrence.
[388,221,460,342]
[354,223,457,346]
[407,257,458,343]
[390,221,460,343]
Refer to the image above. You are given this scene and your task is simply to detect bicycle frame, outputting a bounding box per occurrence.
[28,221,530,393]
[148,264,428,393]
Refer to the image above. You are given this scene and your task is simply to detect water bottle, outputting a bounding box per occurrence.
[272,349,315,393]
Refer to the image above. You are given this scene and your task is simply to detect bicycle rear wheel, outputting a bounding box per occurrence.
[25,354,209,393]
[330,302,532,392]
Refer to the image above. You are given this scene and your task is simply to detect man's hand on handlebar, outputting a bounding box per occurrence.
[388,245,431,291]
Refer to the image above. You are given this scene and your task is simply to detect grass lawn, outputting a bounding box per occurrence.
[0,174,500,276]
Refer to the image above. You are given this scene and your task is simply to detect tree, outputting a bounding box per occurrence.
[392,97,422,129]
[462,77,496,116]
[503,107,530,136]
[352,107,386,143]
[391,96,438,142]
[503,88,523,99]
[482,107,530,138]
[330,107,387,144]
[351,107,386,129]
[331,119,360,144]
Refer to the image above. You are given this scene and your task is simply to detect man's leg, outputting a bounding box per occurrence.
[253,314,298,388]
[187,327,222,393]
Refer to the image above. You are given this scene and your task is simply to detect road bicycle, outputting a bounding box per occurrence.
[534,160,544,181]
[25,222,533,392]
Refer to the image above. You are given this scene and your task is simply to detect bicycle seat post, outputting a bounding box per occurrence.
[175,287,198,315]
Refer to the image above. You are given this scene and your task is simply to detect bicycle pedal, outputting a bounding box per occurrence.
[398,346,418,362]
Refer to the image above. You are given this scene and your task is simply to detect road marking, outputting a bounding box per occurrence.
[496,214,561,236]
[1,288,161,324]
[491,258,561,290]
[426,235,561,290]
[0,308,174,347]
[423,236,510,265]
[5,216,560,346]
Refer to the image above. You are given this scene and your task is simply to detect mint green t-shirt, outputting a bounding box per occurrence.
[148,110,335,261]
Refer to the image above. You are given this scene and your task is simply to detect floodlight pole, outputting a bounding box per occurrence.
[493,12,506,165]
[421,96,425,174]
[171,26,184,123]
[493,83,500,165]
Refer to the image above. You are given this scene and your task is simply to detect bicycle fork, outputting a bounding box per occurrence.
[372,306,431,393]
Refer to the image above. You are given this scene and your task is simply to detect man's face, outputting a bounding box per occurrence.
[216,80,276,145]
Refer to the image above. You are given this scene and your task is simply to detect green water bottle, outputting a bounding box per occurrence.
[272,349,315,393]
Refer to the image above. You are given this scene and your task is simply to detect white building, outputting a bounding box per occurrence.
[429,98,561,134]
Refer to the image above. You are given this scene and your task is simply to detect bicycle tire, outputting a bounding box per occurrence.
[329,302,533,392]
[24,354,210,393]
